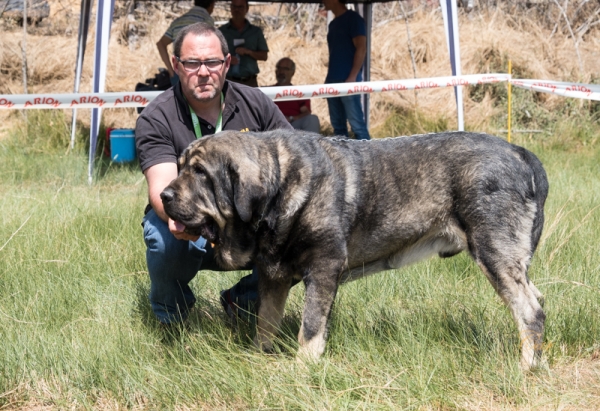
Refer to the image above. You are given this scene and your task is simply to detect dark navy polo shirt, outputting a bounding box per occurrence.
[135,81,292,173]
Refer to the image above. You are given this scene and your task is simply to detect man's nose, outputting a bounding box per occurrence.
[197,64,211,76]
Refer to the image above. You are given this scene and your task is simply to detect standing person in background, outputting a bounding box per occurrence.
[272,57,321,134]
[323,0,371,140]
[219,0,269,87]
[156,0,216,86]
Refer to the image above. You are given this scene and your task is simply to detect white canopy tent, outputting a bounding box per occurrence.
[72,0,463,182]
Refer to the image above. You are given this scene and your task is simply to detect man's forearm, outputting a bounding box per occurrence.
[248,50,268,62]
[144,163,178,223]
[348,50,366,81]
[149,195,170,222]
[347,36,367,82]
[156,36,175,77]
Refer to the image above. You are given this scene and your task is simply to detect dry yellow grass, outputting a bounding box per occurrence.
[0,1,598,135]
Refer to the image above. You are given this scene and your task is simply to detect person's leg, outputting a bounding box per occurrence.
[221,268,259,320]
[221,268,303,321]
[341,95,371,140]
[292,115,321,134]
[327,96,349,137]
[143,209,208,324]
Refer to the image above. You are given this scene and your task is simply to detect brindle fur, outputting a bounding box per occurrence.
[161,129,549,369]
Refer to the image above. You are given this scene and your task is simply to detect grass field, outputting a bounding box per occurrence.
[0,108,599,410]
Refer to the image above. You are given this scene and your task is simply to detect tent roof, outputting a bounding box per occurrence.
[249,0,399,3]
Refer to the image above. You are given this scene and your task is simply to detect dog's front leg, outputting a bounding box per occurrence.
[297,267,341,361]
[254,275,291,352]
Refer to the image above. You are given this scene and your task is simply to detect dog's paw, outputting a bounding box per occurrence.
[253,334,274,353]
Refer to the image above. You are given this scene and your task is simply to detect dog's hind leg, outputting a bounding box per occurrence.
[470,234,545,370]
[297,263,342,361]
[528,280,545,307]
[254,276,292,352]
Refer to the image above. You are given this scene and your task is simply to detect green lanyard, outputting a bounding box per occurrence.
[189,92,224,139]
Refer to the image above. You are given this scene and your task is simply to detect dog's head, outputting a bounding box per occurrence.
[161,130,274,269]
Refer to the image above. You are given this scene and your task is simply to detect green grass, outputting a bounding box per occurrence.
[0,110,599,409]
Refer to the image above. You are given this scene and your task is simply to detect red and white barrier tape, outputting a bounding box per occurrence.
[262,73,509,101]
[511,79,600,101]
[0,90,163,110]
[0,73,508,110]
[1,74,598,109]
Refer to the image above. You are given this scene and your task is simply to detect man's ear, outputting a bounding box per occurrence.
[172,55,180,76]
[224,53,232,73]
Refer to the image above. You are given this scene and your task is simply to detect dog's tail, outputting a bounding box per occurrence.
[522,148,549,254]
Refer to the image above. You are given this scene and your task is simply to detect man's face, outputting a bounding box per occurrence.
[275,59,294,86]
[322,0,338,11]
[174,33,231,104]
[230,0,248,20]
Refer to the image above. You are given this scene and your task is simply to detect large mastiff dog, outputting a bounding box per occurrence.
[161,130,549,369]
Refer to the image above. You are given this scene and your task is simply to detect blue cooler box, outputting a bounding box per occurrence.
[109,129,136,163]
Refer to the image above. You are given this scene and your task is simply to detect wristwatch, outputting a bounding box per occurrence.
[288,115,294,122]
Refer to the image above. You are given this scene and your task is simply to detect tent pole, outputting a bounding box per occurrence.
[89,0,115,184]
[440,0,464,131]
[70,0,92,150]
[362,3,372,130]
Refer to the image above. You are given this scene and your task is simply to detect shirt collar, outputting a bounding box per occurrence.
[174,81,237,126]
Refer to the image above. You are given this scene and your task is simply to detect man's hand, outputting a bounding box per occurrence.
[234,48,268,62]
[346,35,367,84]
[345,74,358,83]
[168,218,200,242]
[145,163,201,242]
[235,46,250,56]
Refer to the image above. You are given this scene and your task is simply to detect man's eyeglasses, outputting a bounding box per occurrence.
[276,66,292,71]
[176,57,225,73]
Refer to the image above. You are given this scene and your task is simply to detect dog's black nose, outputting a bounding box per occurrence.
[160,188,174,204]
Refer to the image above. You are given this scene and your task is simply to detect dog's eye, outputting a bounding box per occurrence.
[193,164,206,176]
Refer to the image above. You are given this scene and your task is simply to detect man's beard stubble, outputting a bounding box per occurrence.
[276,74,288,85]
[191,83,219,103]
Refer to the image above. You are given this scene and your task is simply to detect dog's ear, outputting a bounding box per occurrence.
[230,159,268,223]
[210,161,235,219]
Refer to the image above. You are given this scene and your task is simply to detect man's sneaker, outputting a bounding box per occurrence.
[220,289,237,323]
[220,289,257,324]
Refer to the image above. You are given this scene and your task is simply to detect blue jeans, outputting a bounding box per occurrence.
[327,94,371,140]
[142,209,257,324]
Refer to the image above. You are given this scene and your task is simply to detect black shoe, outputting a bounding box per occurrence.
[220,289,256,324]
[220,289,237,323]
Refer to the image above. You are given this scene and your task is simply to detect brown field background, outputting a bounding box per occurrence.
[0,0,598,137]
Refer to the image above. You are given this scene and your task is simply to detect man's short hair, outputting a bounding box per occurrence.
[173,22,229,58]
[194,0,215,8]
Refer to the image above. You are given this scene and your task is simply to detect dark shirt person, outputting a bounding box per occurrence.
[272,57,321,134]
[156,0,216,85]
[219,0,268,87]
[136,22,292,325]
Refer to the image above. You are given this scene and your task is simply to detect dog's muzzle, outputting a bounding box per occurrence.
[160,187,219,243]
